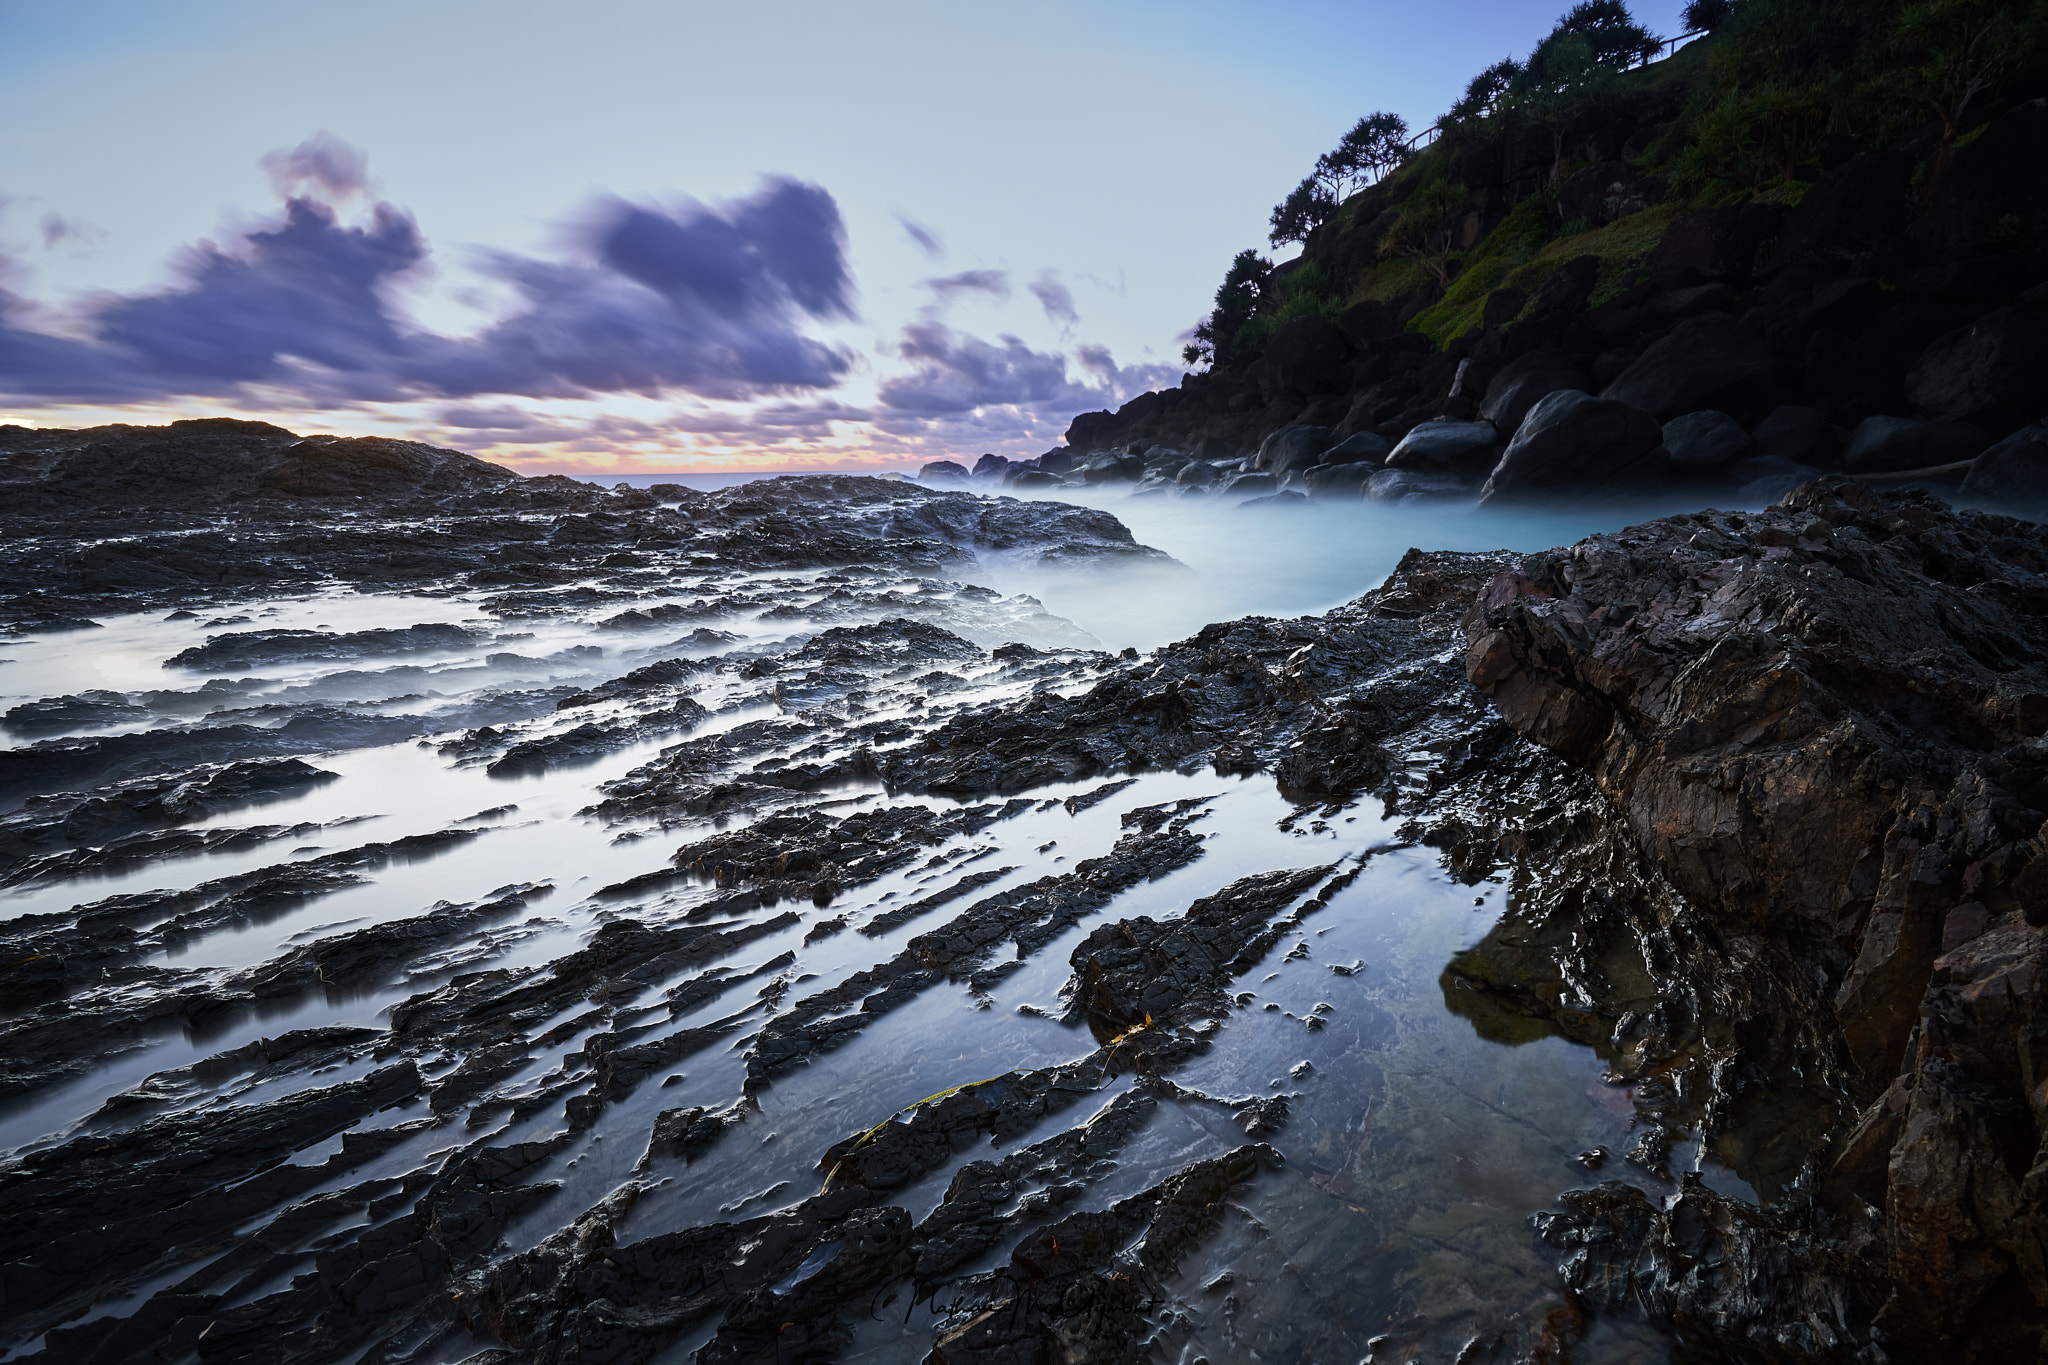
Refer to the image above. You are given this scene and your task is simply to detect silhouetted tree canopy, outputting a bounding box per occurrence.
[1183,248,1273,366]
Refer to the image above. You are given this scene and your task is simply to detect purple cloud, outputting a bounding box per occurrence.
[1028,271,1078,326]
[921,269,1010,305]
[261,132,371,200]
[899,216,944,258]
[876,320,1176,421]
[0,161,857,405]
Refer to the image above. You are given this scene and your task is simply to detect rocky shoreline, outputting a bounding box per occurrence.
[0,423,2044,1362]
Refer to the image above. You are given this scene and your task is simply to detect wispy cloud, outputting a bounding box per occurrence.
[898,215,944,259]
[1027,270,1078,327]
[921,268,1010,307]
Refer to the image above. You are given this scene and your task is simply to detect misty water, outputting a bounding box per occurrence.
[0,484,1768,1362]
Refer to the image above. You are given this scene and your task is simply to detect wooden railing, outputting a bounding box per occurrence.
[1397,29,1707,155]
[1639,28,1706,66]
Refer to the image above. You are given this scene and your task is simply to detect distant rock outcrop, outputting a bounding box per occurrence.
[0,418,518,507]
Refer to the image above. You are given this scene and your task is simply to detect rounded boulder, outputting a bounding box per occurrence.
[1383,420,1500,478]
[1477,390,1663,504]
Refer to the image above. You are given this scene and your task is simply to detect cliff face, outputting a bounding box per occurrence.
[1035,27,2048,511]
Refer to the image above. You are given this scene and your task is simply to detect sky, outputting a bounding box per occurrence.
[0,0,1691,473]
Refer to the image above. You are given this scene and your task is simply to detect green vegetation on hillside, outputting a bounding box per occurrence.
[1182,0,2048,367]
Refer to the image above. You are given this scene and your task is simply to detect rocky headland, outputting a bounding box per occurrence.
[923,12,2048,522]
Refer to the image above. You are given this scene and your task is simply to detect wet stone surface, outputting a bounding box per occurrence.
[2,467,2024,1362]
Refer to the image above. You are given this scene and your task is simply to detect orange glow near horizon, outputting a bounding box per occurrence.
[0,398,941,477]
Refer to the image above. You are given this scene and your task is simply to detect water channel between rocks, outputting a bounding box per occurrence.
[0,490,1768,1364]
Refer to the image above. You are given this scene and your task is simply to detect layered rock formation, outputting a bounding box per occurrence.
[1465,479,2048,1358]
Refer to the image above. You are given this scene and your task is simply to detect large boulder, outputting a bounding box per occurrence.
[1080,450,1144,483]
[1752,405,1842,469]
[1913,98,2048,257]
[1479,349,1588,439]
[1260,315,1352,397]
[1319,431,1391,465]
[1219,472,1279,499]
[1842,416,1992,474]
[1600,315,1776,424]
[1660,411,1752,472]
[1803,328,1907,425]
[919,460,970,484]
[1174,461,1222,488]
[1363,469,1472,503]
[970,453,1011,480]
[1767,150,1915,270]
[1651,202,1790,286]
[1303,463,1377,497]
[1905,307,2048,433]
[1959,423,2048,511]
[1477,390,1663,504]
[1383,420,1500,478]
[1250,424,1335,475]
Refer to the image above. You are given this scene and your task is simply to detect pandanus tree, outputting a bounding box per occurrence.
[1509,1,1662,192]
[1182,249,1274,367]
[1269,110,1412,246]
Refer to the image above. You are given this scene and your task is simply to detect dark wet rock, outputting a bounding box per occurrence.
[1599,314,1777,424]
[929,1144,1274,1365]
[920,460,970,483]
[0,721,411,806]
[1477,389,1663,504]
[1068,866,1333,1033]
[1319,429,1391,465]
[1660,409,1752,472]
[0,1060,425,1344]
[1478,349,1588,440]
[1752,404,1843,469]
[486,698,708,775]
[1383,419,1499,477]
[1960,422,2048,511]
[1652,203,1790,285]
[164,622,481,671]
[1364,468,1472,503]
[2,689,149,735]
[1534,1179,1881,1363]
[1464,479,2048,1356]
[1841,414,1992,473]
[1259,315,1351,397]
[1303,463,1377,497]
[742,820,1206,1089]
[1080,449,1142,483]
[1906,306,2048,433]
[1249,424,1334,474]
[0,756,333,872]
[0,427,1176,628]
